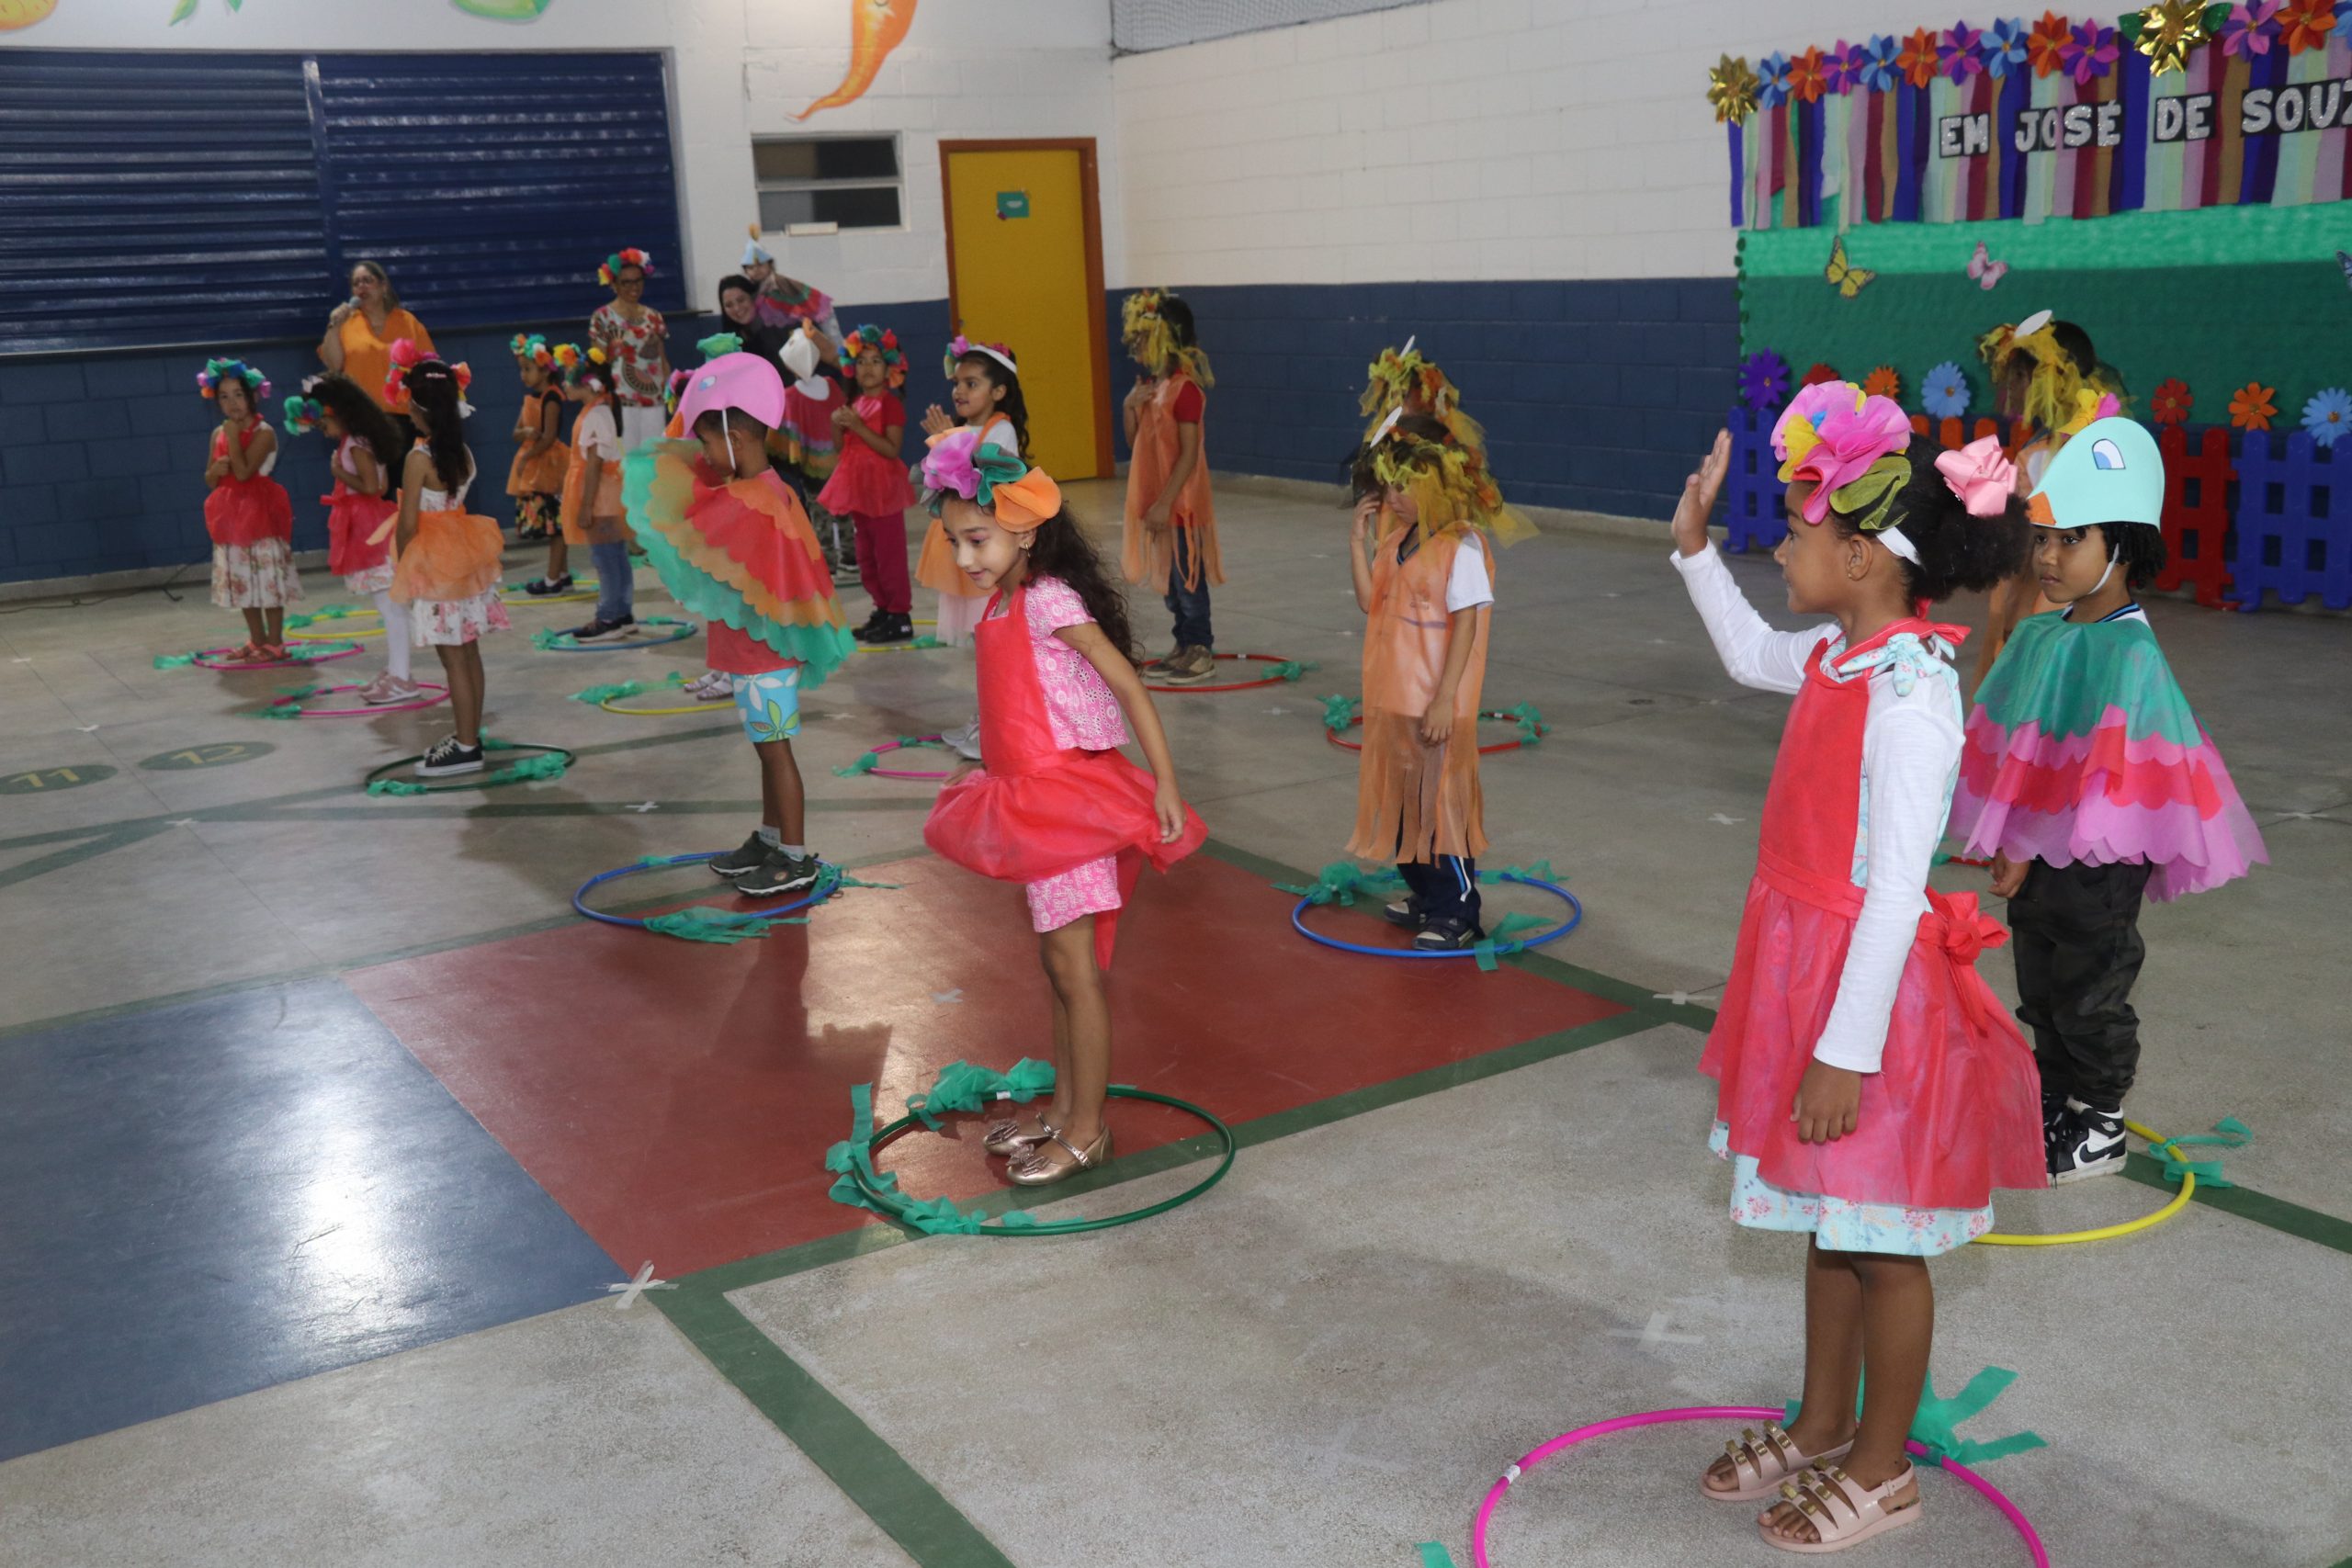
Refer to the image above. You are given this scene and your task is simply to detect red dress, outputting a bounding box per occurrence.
[816,392,914,517]
[923,582,1205,966]
[1703,620,2045,1213]
[323,434,397,578]
[203,423,294,547]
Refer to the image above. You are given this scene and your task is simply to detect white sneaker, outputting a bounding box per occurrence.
[369,677,424,705]
[945,716,983,761]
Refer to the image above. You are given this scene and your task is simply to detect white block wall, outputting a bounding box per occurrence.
[8,0,1122,310]
[1113,0,2037,287]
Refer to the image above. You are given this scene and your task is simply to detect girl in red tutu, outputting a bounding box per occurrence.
[818,324,917,645]
[1670,382,2040,1553]
[919,427,1205,1187]
[198,359,299,661]
[300,373,419,704]
[390,350,509,777]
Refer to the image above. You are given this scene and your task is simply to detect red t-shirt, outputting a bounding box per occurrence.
[1170,380,1204,423]
[860,391,905,433]
[707,619,797,677]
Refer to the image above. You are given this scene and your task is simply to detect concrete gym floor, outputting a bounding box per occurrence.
[0,477,2346,1568]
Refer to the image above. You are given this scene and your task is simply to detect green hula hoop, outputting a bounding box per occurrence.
[850,1086,1235,1236]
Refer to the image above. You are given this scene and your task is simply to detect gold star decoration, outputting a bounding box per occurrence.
[1707,54,1760,124]
[2135,0,2212,75]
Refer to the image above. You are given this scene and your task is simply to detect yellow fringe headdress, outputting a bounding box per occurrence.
[1367,416,1534,548]
[1359,337,1485,456]
[1121,288,1214,388]
[1978,312,2125,435]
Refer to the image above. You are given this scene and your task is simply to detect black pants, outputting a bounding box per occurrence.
[2007,857,2153,1113]
[1399,855,1481,927]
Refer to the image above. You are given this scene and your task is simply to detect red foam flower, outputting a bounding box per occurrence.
[2151,378,2193,426]
[1788,45,1827,104]
[1802,362,1843,387]
[2228,381,2278,431]
[1898,27,1942,88]
[2279,0,2336,54]
[2027,10,2074,77]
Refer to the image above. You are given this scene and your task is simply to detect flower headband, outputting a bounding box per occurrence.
[552,343,611,389]
[945,334,1018,380]
[196,357,271,404]
[282,394,322,434]
[597,247,655,287]
[840,325,906,388]
[384,338,471,411]
[920,425,1060,531]
[510,333,556,368]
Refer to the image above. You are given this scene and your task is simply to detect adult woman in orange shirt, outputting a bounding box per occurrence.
[317,260,436,413]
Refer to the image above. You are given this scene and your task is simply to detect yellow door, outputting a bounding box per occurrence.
[943,145,1106,479]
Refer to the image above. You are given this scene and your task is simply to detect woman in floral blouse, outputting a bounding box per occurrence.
[588,246,670,453]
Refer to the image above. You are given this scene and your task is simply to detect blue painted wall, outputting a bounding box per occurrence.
[0,282,1736,585]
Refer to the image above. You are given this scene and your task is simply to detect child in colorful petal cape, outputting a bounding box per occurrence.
[1950,416,2266,1184]
[919,426,1204,1188]
[625,351,854,897]
[1670,383,2042,1554]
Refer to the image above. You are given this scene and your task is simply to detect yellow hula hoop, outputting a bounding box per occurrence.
[598,694,727,716]
[287,609,385,642]
[1973,1120,2192,1247]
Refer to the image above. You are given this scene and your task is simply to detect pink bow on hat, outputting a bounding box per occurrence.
[1933,434,2018,518]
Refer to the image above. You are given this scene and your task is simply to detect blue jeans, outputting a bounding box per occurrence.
[591,540,634,623]
[1164,525,1213,649]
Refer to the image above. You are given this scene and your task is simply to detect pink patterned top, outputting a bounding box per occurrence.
[991,576,1128,751]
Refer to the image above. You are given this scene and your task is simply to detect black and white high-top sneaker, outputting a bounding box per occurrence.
[2050,1106,2129,1183]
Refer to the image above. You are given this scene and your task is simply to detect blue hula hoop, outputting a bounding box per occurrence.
[572,851,838,931]
[537,616,699,654]
[1289,872,1582,961]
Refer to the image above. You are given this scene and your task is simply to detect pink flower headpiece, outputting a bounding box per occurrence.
[385,338,473,413]
[1770,379,1914,524]
[944,334,1018,380]
[1933,435,2018,518]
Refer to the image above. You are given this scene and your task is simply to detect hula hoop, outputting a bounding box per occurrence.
[599,692,731,716]
[270,681,448,717]
[1326,710,1541,755]
[855,636,953,655]
[1290,873,1581,961]
[1144,652,1306,694]
[571,849,839,931]
[502,579,602,605]
[535,615,697,653]
[192,642,364,671]
[287,610,384,643]
[865,736,956,781]
[362,740,575,794]
[848,1085,1235,1236]
[1973,1120,2191,1247]
[1468,1404,2046,1568]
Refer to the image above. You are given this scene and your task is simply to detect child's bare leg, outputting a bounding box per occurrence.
[437,643,483,746]
[756,739,805,846]
[1762,1251,1929,1543]
[263,605,284,647]
[1706,1238,1861,1494]
[240,607,268,649]
[1040,971,1074,1133]
[1039,919,1109,1146]
[548,538,570,581]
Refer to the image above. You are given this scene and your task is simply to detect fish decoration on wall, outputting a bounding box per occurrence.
[0,0,59,31]
[167,0,237,21]
[796,0,917,121]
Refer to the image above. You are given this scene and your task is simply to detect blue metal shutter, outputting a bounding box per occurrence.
[312,51,687,331]
[0,51,329,355]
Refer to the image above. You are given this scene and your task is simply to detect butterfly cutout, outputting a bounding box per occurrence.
[1968,240,2009,291]
[2338,250,2352,290]
[1826,235,1876,299]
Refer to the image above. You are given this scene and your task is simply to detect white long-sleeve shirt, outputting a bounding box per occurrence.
[1673,545,1963,1075]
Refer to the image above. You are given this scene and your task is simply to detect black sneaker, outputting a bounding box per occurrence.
[850,610,888,643]
[568,614,635,641]
[1383,895,1426,931]
[2050,1106,2129,1184]
[735,851,823,897]
[865,613,914,646]
[413,737,485,777]
[523,574,574,596]
[1413,914,1487,952]
[708,832,774,879]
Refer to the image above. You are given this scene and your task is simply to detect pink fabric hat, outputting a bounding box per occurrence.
[674,352,786,434]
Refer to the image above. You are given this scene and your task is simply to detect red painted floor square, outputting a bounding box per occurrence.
[344,850,1623,1276]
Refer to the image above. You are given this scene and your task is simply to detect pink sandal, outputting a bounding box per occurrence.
[1759,1462,1921,1553]
[1702,1423,1856,1503]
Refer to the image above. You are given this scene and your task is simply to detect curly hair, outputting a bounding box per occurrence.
[1825,457,2031,602]
[308,373,406,500]
[403,360,473,494]
[1024,509,1136,663]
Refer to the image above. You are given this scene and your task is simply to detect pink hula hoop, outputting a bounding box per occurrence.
[194,643,364,671]
[869,736,955,781]
[1469,1405,2047,1568]
[271,682,449,717]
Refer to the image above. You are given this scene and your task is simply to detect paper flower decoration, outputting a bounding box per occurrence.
[2229,382,2278,430]
[1863,365,1904,401]
[282,394,322,434]
[2279,0,2337,52]
[2062,19,2120,81]
[1822,40,1860,95]
[1921,362,1973,418]
[1758,51,1792,107]
[2028,10,2075,75]
[2151,378,2194,425]
[1858,34,1901,91]
[1788,45,1827,103]
[1770,380,1915,524]
[1802,362,1843,387]
[1739,350,1792,410]
[2221,0,2282,55]
[1940,21,1986,82]
[1706,54,1759,122]
[1899,28,1942,87]
[2135,0,2213,72]
[197,357,270,403]
[596,247,655,287]
[2301,388,2352,446]
[1983,17,2032,76]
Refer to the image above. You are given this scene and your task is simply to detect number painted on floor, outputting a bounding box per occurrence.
[138,741,276,772]
[0,763,119,794]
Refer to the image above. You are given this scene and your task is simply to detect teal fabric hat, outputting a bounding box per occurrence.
[2028,416,2164,530]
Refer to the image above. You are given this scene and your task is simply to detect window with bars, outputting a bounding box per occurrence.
[752,135,902,233]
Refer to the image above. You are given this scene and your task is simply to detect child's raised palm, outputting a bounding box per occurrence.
[920,405,954,437]
[1671,429,1734,556]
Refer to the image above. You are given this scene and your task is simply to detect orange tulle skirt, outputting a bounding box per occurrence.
[391,508,506,604]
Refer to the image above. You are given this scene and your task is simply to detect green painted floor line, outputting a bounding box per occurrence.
[654,1284,1017,1568]
[2121,1156,2352,1257]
